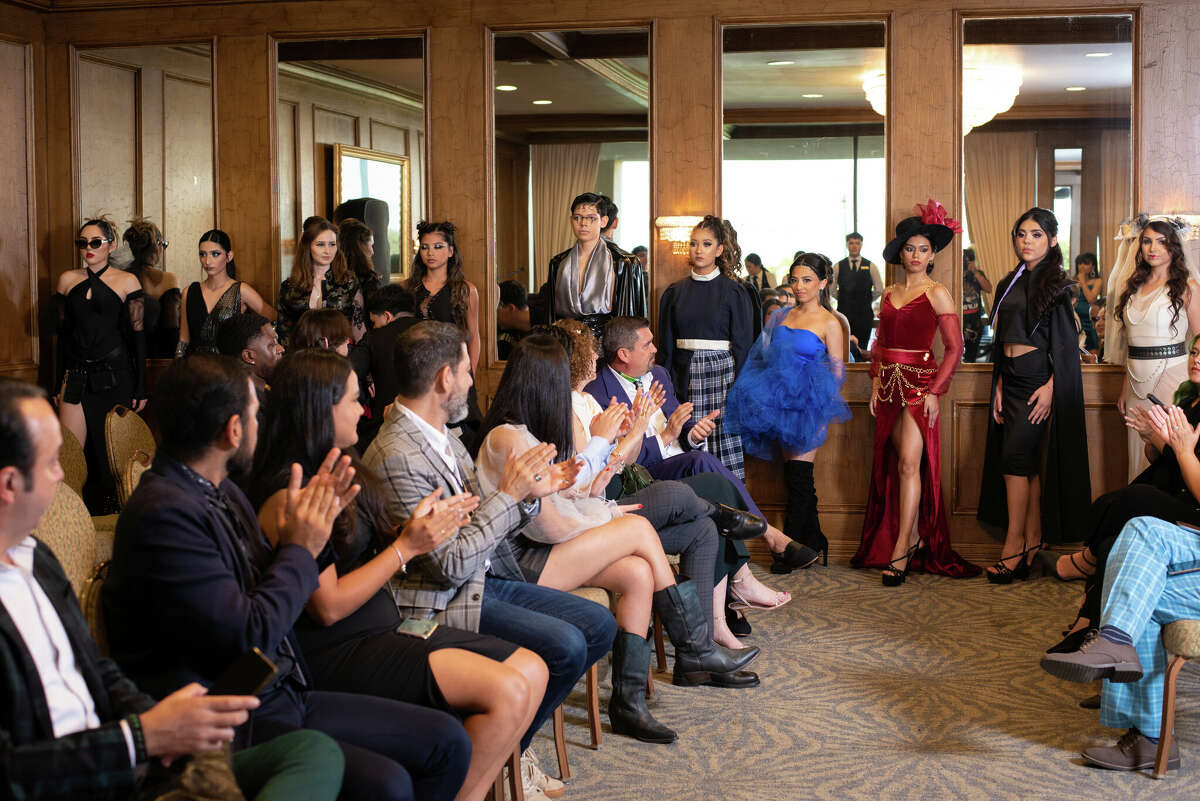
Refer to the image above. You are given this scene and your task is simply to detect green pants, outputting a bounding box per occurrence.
[233,730,345,801]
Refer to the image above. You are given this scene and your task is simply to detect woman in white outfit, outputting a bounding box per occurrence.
[1108,215,1200,479]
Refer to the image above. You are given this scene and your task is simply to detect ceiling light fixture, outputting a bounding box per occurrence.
[802,93,824,98]
[863,56,1022,133]
[496,84,518,92]
[532,99,553,105]
[1085,52,1113,58]
[766,60,794,66]
[1065,86,1087,92]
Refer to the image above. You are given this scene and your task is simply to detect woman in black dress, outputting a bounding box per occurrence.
[122,217,181,359]
[178,229,274,355]
[277,219,364,348]
[977,207,1090,582]
[406,221,481,371]
[55,216,147,511]
[249,349,548,801]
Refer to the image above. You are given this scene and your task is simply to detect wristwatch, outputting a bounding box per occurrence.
[518,498,540,519]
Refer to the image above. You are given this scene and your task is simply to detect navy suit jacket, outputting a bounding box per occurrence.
[583,364,698,467]
[0,541,155,801]
[103,454,319,702]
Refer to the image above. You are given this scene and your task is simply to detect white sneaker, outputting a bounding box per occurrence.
[521,749,564,798]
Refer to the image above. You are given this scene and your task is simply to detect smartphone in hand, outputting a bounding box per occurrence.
[209,648,279,697]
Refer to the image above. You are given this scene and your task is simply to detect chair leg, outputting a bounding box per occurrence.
[489,767,504,801]
[552,703,570,779]
[507,748,524,801]
[586,663,602,748]
[652,614,666,672]
[1155,655,1188,778]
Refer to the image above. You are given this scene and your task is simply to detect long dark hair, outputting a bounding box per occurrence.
[479,334,574,459]
[339,218,376,287]
[791,251,834,311]
[407,220,469,327]
[1115,220,1189,334]
[693,215,742,279]
[199,229,238,279]
[247,349,387,555]
[1011,207,1071,322]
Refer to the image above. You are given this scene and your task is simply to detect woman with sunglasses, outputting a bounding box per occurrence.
[657,216,758,481]
[178,229,274,355]
[55,216,148,512]
[977,207,1090,582]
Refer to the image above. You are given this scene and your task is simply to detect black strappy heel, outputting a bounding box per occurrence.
[882,542,920,587]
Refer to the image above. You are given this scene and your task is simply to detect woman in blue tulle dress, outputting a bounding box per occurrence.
[725,252,850,568]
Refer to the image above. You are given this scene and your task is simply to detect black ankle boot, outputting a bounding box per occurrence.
[608,631,676,743]
[652,580,760,688]
[784,460,827,564]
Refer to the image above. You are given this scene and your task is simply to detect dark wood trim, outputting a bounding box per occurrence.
[722,21,886,52]
[724,107,881,124]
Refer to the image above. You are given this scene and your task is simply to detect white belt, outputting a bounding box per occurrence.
[676,338,731,351]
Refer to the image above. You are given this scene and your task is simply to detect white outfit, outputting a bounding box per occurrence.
[1123,284,1190,479]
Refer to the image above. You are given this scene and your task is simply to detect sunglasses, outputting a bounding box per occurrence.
[75,237,113,250]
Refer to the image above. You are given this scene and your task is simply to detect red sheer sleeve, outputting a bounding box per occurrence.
[929,313,962,395]
[870,290,889,378]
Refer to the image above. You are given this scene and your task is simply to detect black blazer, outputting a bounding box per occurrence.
[350,314,421,423]
[103,454,320,702]
[0,541,155,800]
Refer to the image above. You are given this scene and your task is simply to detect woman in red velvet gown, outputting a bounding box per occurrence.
[852,201,981,585]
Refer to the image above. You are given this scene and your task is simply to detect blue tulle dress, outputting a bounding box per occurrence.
[724,318,850,459]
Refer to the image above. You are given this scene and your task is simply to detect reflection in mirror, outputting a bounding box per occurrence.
[277,38,426,284]
[722,23,886,362]
[76,44,214,359]
[961,15,1132,363]
[493,29,649,353]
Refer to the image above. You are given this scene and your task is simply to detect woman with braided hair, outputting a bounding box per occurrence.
[657,215,758,480]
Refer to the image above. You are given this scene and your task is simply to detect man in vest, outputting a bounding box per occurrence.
[832,232,882,348]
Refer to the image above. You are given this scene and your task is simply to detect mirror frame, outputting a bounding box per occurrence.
[331,143,414,278]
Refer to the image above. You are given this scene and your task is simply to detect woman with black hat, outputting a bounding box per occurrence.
[852,201,980,585]
[977,207,1090,582]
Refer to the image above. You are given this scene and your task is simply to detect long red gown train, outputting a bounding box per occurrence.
[851,289,980,577]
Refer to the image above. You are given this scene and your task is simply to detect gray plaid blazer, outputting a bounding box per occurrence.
[363,409,527,631]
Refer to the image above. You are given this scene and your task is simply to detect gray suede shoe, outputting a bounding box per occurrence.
[1082,729,1180,772]
[1040,629,1143,683]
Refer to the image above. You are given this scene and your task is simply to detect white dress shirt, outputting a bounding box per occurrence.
[398,402,464,493]
[0,536,136,765]
[606,366,704,458]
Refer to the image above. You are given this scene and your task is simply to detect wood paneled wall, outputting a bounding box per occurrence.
[5,0,1200,563]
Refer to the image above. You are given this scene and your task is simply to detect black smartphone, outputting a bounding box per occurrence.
[1148,394,1166,408]
[209,647,279,696]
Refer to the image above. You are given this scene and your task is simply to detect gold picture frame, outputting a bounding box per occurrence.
[332,143,413,279]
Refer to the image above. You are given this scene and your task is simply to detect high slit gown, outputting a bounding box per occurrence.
[851,287,980,577]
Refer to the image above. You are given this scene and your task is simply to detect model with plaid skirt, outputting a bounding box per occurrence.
[657,215,757,480]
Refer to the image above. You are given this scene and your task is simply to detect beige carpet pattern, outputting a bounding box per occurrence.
[531,564,1200,801]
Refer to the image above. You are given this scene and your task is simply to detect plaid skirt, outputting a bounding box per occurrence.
[687,349,745,480]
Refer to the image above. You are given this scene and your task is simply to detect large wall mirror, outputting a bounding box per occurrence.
[722,22,886,362]
[492,28,650,333]
[961,15,1132,363]
[277,37,426,282]
[76,44,215,359]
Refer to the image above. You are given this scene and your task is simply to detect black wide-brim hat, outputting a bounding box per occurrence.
[882,216,955,264]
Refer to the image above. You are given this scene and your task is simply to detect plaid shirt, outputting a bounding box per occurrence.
[363,409,530,632]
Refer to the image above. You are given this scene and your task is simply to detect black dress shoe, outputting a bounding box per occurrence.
[769,541,820,574]
[705,670,760,688]
[709,503,766,540]
[726,603,752,637]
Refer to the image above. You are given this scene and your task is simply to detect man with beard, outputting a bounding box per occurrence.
[216,312,284,403]
[363,321,617,770]
[103,354,474,801]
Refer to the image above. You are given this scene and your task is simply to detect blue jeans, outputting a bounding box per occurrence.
[480,576,617,750]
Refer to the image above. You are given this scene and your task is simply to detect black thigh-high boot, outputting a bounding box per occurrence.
[796,460,829,565]
[775,461,822,573]
[652,580,760,688]
[608,631,676,743]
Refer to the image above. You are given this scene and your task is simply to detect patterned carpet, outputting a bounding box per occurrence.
[529,563,1200,800]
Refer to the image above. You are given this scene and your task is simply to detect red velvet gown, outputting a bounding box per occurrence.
[851,287,980,577]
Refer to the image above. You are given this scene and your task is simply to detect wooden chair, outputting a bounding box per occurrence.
[486,748,524,801]
[31,483,111,593]
[548,586,610,780]
[79,561,111,656]
[1154,620,1200,778]
[119,449,153,505]
[104,405,156,507]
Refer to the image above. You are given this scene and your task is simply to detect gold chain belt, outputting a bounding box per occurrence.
[874,361,935,404]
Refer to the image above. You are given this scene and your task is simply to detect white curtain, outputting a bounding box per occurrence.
[531,143,601,286]
[964,131,1038,295]
[1099,129,1132,280]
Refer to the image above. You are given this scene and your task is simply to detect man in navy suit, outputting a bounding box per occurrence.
[584,317,819,573]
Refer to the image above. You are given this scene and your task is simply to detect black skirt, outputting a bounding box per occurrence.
[999,349,1051,476]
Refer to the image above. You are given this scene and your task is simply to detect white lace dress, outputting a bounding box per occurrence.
[1124,284,1191,479]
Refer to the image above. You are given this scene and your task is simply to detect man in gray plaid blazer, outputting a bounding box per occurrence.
[363,322,617,754]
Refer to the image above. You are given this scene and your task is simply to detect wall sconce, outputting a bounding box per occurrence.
[655,215,702,255]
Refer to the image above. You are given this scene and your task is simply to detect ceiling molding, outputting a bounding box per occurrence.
[277,62,423,111]
[575,57,648,105]
[724,106,880,124]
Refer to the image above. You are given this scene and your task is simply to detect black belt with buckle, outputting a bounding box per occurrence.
[1128,342,1187,360]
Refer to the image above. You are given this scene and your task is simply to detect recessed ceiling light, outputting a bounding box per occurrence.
[802,93,824,99]
[1065,86,1087,92]
[1085,52,1112,58]
[496,84,518,92]
[766,60,794,66]
[532,99,553,105]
